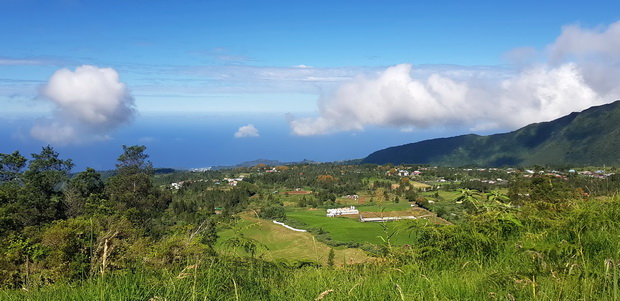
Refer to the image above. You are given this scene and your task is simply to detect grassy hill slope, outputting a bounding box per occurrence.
[217,213,370,265]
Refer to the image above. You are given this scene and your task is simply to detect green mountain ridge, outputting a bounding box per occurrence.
[362,100,620,166]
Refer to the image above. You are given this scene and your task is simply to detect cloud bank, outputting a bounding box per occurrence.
[31,65,136,144]
[234,124,260,138]
[290,21,620,136]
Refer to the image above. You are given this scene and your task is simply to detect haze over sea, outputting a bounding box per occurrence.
[1,114,468,170]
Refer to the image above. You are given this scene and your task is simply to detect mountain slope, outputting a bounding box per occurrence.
[362,100,620,166]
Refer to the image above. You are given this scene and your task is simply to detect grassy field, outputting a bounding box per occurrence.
[411,181,432,189]
[421,189,460,201]
[278,193,310,206]
[217,214,370,265]
[285,208,421,246]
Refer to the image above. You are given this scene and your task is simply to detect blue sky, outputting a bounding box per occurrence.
[1,0,620,170]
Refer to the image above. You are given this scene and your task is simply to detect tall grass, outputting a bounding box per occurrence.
[3,255,618,300]
[4,196,620,300]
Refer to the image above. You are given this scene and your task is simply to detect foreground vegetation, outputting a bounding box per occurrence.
[2,145,620,299]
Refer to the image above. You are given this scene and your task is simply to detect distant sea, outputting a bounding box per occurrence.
[0,114,481,171]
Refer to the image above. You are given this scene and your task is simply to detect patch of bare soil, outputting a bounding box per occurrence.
[283,190,312,195]
[338,207,451,224]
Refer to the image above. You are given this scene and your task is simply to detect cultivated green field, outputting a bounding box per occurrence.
[285,208,420,246]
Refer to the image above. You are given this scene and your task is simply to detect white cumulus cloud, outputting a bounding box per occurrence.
[234,124,260,138]
[548,20,620,64]
[31,65,136,144]
[289,21,620,136]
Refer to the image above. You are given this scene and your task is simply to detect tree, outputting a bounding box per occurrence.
[69,168,105,197]
[259,204,286,220]
[24,146,74,196]
[64,168,105,217]
[0,151,27,209]
[0,151,27,184]
[106,145,167,220]
[404,190,418,202]
[115,145,152,176]
[20,146,74,225]
[27,146,73,174]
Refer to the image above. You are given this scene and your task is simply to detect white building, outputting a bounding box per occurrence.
[326,206,359,217]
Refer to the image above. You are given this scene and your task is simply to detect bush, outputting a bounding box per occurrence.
[258,205,286,221]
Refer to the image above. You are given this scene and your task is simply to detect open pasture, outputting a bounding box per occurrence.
[217,214,370,265]
[285,207,430,246]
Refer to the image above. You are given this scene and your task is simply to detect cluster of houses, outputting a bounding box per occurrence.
[519,169,614,180]
[170,181,185,189]
[190,167,212,172]
[170,176,245,189]
[386,169,423,177]
[572,169,614,178]
[223,176,244,186]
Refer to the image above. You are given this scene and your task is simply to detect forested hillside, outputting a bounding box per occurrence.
[363,100,620,166]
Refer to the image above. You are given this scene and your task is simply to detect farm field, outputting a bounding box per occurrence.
[217,213,370,265]
[285,205,439,246]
